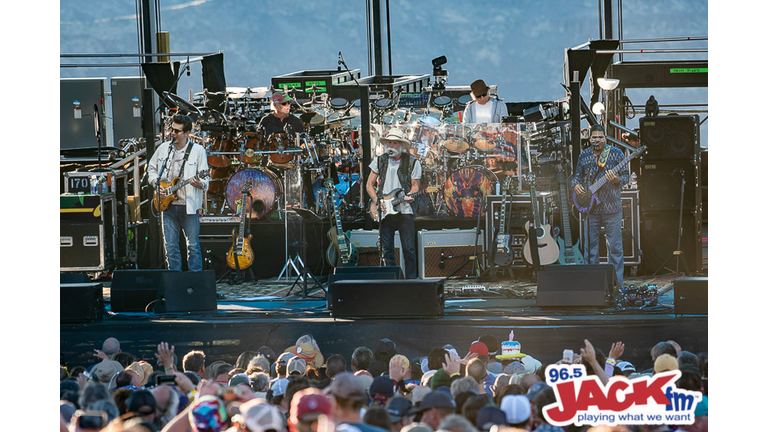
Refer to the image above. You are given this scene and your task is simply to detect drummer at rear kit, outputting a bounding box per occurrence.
[258,91,305,137]
[462,79,509,124]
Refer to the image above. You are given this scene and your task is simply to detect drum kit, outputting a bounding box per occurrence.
[163,88,521,220]
[163,88,364,219]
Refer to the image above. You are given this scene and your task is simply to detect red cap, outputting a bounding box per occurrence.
[290,389,331,425]
[469,341,489,356]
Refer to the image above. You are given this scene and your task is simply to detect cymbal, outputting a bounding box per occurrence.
[163,91,202,116]
[441,138,469,152]
[328,115,355,123]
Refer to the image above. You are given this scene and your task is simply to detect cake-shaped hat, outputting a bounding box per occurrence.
[495,330,527,360]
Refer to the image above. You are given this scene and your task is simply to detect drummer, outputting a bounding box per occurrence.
[462,79,508,124]
[257,91,314,207]
[258,90,305,137]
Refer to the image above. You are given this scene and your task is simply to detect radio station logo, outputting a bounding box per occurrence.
[542,364,702,427]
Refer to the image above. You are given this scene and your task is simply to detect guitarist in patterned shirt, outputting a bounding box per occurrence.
[365,128,422,279]
[571,124,629,287]
[148,114,209,271]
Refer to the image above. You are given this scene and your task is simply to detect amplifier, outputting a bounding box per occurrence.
[348,230,405,275]
[331,279,445,318]
[60,194,117,272]
[578,190,641,268]
[418,229,484,278]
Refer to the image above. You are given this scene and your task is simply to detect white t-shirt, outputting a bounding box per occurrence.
[474,101,493,124]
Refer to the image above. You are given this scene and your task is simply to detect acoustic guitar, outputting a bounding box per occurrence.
[522,173,559,266]
[153,169,210,212]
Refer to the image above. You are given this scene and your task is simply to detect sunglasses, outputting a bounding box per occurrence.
[280,101,291,106]
[475,93,488,98]
[171,128,186,134]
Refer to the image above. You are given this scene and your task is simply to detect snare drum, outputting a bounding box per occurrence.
[442,165,498,217]
[265,133,296,163]
[225,168,283,219]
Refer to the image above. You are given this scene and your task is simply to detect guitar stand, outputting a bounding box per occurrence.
[284,208,326,299]
[449,200,489,280]
[651,169,691,278]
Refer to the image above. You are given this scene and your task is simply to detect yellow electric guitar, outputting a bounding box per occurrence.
[226,187,254,270]
[153,170,209,212]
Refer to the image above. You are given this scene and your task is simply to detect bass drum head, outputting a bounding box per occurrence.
[443,165,498,217]
[225,168,283,219]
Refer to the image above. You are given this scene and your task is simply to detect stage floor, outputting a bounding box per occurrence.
[60,268,708,375]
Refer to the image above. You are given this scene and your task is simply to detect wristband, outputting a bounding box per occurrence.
[606,358,616,366]
[164,366,173,372]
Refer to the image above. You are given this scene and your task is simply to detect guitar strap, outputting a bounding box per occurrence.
[596,144,611,168]
[176,142,194,181]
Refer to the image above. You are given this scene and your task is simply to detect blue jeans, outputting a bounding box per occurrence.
[585,211,624,287]
[161,205,203,271]
[380,213,418,279]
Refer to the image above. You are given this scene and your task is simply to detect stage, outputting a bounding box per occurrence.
[60,261,708,375]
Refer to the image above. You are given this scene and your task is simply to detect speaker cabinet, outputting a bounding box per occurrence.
[327,266,402,308]
[110,269,176,312]
[61,283,104,322]
[110,269,217,314]
[640,160,701,213]
[155,270,217,314]
[536,269,608,307]
[674,277,708,316]
[418,229,484,278]
[639,115,700,160]
[331,279,445,318]
[546,264,616,288]
[640,211,702,274]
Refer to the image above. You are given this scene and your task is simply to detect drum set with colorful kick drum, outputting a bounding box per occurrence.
[180,92,521,220]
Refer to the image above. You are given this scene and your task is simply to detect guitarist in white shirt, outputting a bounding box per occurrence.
[147,114,210,271]
[365,128,422,279]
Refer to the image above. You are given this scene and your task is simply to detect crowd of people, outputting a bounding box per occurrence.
[59,334,708,432]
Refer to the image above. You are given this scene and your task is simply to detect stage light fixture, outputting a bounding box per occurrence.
[591,101,605,116]
[597,77,620,91]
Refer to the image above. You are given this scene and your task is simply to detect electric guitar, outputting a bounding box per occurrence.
[325,179,359,267]
[226,184,254,270]
[370,187,438,223]
[573,145,646,214]
[522,173,559,266]
[555,165,585,265]
[493,177,516,267]
[153,170,210,212]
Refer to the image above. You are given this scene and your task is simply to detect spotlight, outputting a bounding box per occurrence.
[597,77,620,91]
[432,56,448,90]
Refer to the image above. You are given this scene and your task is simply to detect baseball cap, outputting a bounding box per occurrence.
[240,399,286,432]
[654,354,679,374]
[499,394,531,424]
[271,92,294,104]
[188,395,228,432]
[469,341,489,357]
[324,372,368,401]
[287,357,307,376]
[290,388,332,425]
[370,376,397,398]
[526,381,550,401]
[386,397,414,422]
[126,390,156,416]
[475,406,507,431]
[414,390,456,412]
[271,378,289,397]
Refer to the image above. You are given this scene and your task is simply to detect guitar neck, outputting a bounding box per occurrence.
[589,152,633,193]
[558,171,574,249]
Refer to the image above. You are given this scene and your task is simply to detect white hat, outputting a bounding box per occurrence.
[499,394,531,424]
[380,128,411,148]
[239,399,286,432]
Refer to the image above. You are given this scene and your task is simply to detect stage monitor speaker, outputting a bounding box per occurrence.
[61,282,104,322]
[155,270,218,314]
[640,160,701,213]
[674,277,708,316]
[60,272,91,284]
[546,264,615,288]
[331,279,445,318]
[536,269,608,307]
[639,115,700,160]
[110,269,177,312]
[640,211,702,274]
[327,267,401,309]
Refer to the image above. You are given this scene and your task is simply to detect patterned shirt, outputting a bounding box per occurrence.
[571,145,629,214]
